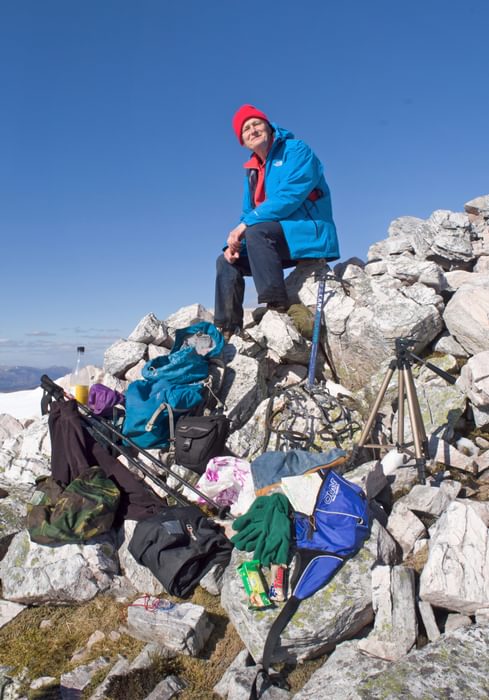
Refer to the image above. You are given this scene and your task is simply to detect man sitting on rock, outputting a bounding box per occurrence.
[214,104,340,340]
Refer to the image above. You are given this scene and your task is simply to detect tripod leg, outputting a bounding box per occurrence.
[357,365,395,448]
[403,366,428,484]
[405,366,429,452]
[397,369,405,447]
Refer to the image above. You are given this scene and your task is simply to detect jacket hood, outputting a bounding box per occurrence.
[269,123,295,143]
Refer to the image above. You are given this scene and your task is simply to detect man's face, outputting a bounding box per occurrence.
[241,117,272,152]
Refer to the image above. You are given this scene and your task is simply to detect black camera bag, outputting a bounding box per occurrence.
[174,414,230,474]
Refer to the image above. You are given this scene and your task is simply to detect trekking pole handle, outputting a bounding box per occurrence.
[40,374,66,401]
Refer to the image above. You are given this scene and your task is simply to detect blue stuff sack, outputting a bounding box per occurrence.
[122,322,224,449]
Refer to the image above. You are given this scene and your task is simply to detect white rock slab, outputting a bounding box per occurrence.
[220,350,268,430]
[444,613,472,634]
[147,344,172,360]
[61,657,110,696]
[474,255,489,273]
[18,416,51,460]
[143,675,186,700]
[226,398,270,461]
[225,671,290,699]
[459,349,489,409]
[316,624,489,698]
[456,436,480,457]
[0,414,24,444]
[474,450,489,475]
[465,194,489,216]
[472,404,489,428]
[124,359,146,382]
[214,649,249,698]
[0,599,25,629]
[386,503,426,556]
[87,656,131,700]
[419,501,489,614]
[398,482,460,518]
[443,270,488,291]
[214,649,291,699]
[475,608,489,624]
[104,339,147,377]
[417,600,441,642]
[126,597,213,656]
[429,435,476,473]
[0,530,118,604]
[128,312,170,346]
[455,499,489,527]
[443,283,489,356]
[386,258,444,292]
[165,304,214,335]
[293,639,389,700]
[357,565,417,661]
[257,312,311,365]
[2,456,50,485]
[385,464,420,500]
[432,332,468,357]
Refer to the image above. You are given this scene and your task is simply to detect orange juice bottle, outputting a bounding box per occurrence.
[70,346,89,404]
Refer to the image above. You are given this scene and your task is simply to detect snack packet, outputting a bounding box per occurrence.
[238,560,274,610]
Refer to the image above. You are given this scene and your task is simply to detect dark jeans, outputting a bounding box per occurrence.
[214,221,296,331]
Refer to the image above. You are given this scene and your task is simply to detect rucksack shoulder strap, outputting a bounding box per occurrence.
[249,595,301,700]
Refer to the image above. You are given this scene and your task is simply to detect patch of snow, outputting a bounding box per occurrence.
[0,387,43,420]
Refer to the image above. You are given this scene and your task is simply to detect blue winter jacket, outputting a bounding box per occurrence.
[239,124,339,261]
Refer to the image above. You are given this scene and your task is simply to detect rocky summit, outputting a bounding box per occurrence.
[1,193,489,699]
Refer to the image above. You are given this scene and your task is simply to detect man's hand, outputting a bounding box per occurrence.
[227,223,247,255]
[224,247,239,263]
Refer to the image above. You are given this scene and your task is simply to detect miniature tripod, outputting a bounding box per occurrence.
[351,337,456,484]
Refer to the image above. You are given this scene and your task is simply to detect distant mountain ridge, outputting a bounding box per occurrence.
[0,366,70,393]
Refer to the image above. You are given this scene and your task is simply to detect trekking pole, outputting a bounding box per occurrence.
[81,415,192,509]
[40,375,233,519]
[306,267,326,389]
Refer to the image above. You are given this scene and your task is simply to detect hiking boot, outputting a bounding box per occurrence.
[252,306,268,324]
[266,302,289,314]
[217,326,241,343]
[253,303,289,324]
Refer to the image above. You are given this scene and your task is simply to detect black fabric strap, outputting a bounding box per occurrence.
[249,595,301,700]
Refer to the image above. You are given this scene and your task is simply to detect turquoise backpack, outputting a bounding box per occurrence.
[122,322,224,449]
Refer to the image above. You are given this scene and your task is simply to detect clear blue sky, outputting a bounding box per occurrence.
[1,0,488,368]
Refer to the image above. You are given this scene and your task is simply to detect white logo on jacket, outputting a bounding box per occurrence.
[272,160,283,167]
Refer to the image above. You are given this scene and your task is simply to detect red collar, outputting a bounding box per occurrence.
[243,135,275,169]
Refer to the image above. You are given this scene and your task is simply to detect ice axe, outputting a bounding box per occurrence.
[306,263,344,387]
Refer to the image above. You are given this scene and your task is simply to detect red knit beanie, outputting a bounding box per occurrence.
[232,104,270,145]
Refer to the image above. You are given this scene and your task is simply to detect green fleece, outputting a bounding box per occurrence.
[231,493,291,566]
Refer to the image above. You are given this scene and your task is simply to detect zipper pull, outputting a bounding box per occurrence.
[186,523,197,541]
